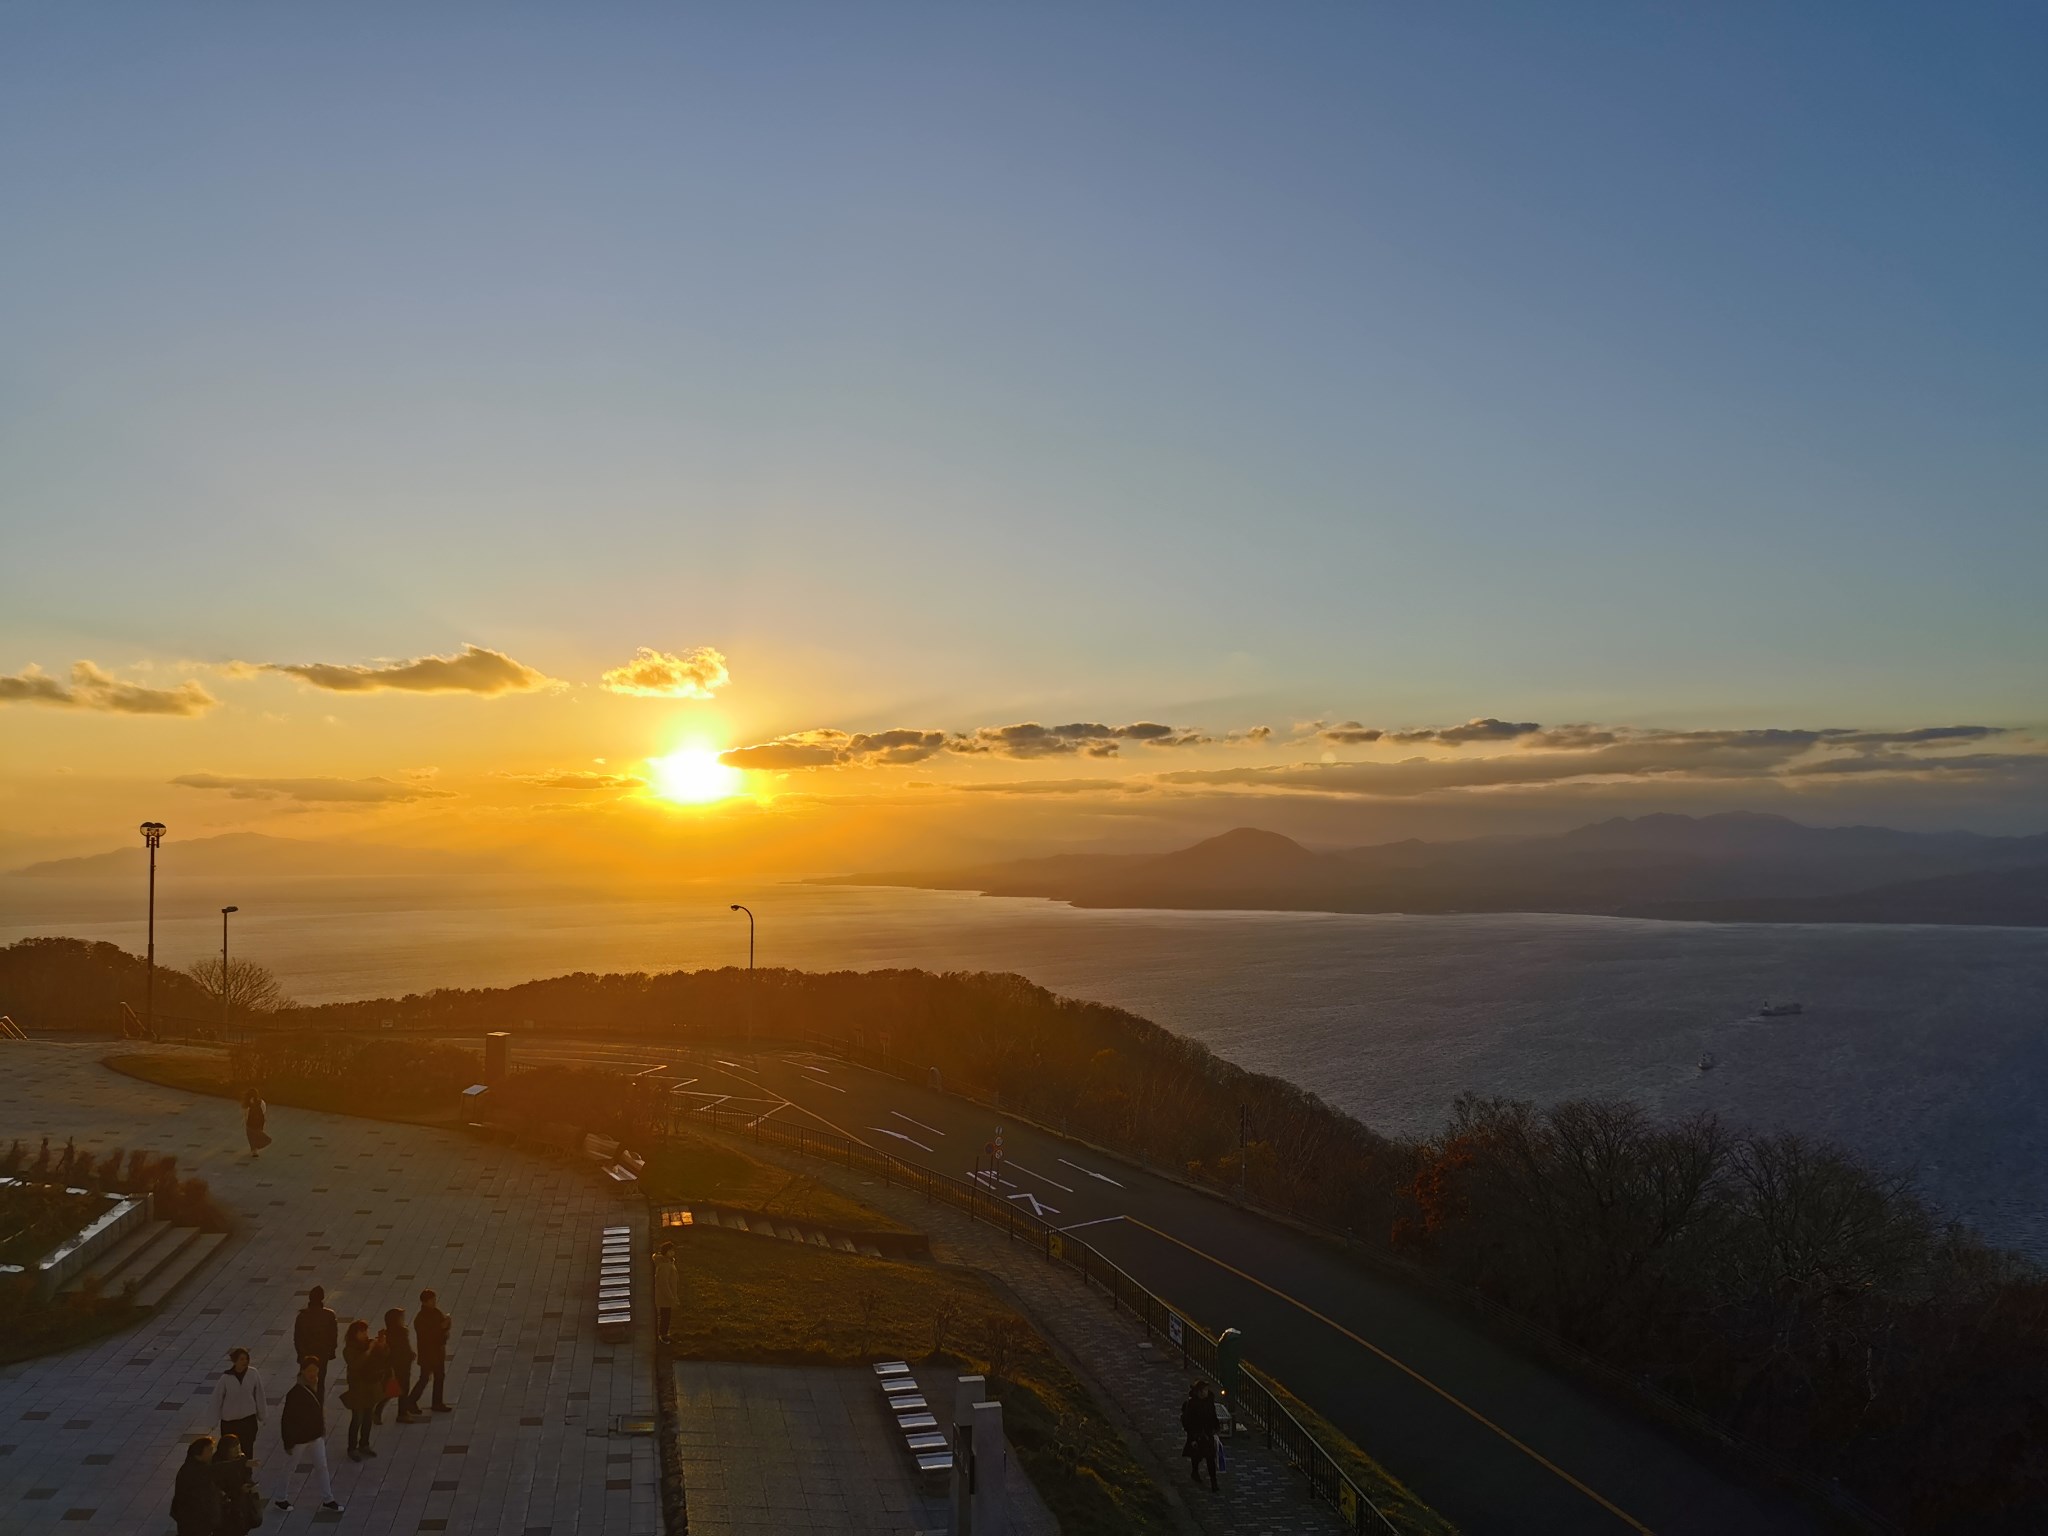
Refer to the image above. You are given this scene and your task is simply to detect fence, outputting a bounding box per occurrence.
[690,1102,1400,1535]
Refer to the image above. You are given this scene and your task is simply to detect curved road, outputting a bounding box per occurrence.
[485,1034,1821,1536]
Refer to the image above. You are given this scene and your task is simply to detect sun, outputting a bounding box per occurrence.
[646,746,745,805]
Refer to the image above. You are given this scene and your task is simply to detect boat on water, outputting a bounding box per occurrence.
[1698,1051,1718,1071]
[1758,1000,1804,1018]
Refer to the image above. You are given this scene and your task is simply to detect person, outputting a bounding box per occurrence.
[405,1287,452,1414]
[381,1306,425,1424]
[211,1431,257,1536]
[653,1241,680,1344]
[1180,1380,1219,1492]
[242,1088,270,1156]
[275,1354,343,1516]
[171,1435,221,1536]
[210,1346,267,1453]
[342,1319,379,1460]
[294,1286,339,1396]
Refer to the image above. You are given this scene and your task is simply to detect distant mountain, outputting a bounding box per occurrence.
[819,814,2048,927]
[9,833,490,880]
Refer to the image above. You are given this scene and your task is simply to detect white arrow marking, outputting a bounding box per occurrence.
[1004,1161,1074,1193]
[967,1169,1017,1190]
[667,1078,700,1092]
[1058,1157,1124,1188]
[692,1094,731,1113]
[870,1127,934,1153]
[1008,1191,1060,1217]
[891,1110,945,1138]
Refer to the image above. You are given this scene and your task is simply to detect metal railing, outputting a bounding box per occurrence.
[690,1103,1400,1535]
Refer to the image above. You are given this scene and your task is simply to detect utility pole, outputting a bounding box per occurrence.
[1238,1104,1249,1201]
[220,905,239,1040]
[140,822,165,1040]
[729,904,755,1046]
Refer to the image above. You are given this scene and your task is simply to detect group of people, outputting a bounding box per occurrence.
[168,1282,455,1532]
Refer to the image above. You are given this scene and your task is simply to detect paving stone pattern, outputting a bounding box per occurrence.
[693,1134,1354,1536]
[0,1043,660,1534]
[672,1361,1055,1536]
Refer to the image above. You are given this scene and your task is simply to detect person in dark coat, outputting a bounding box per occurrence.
[294,1286,339,1396]
[342,1319,379,1459]
[275,1355,342,1515]
[210,1432,256,1536]
[404,1287,452,1414]
[381,1306,425,1424]
[242,1089,270,1156]
[1180,1381,1219,1491]
[171,1434,221,1536]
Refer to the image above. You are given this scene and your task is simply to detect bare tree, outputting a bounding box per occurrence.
[184,955,292,1024]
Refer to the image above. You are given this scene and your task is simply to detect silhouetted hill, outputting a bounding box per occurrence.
[820,813,2048,926]
[12,833,490,880]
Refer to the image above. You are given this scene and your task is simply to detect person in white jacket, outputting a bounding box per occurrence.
[212,1348,268,1454]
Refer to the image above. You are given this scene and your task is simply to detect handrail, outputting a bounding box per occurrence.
[0,1016,27,1042]
[687,1102,1401,1535]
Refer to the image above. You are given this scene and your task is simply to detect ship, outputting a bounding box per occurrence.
[1697,1051,1718,1072]
[1757,1000,1804,1018]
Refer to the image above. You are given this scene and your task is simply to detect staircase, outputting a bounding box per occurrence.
[58,1218,227,1308]
[686,1206,885,1258]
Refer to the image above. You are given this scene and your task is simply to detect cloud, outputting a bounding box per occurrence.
[1389,718,1543,746]
[600,646,729,699]
[171,773,457,803]
[720,727,952,770]
[1318,721,1384,745]
[951,777,1136,795]
[247,645,556,695]
[0,661,216,716]
[948,721,1205,759]
[1227,726,1274,745]
[504,770,648,790]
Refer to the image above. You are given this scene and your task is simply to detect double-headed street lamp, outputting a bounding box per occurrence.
[220,905,239,1040]
[139,822,166,1039]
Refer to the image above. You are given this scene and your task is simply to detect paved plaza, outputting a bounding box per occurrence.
[0,1042,661,1534]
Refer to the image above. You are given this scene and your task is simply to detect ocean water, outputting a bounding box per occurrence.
[5,875,2046,1256]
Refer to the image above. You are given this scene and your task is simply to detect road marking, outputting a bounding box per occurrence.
[806,1078,849,1094]
[666,1078,700,1092]
[715,1059,757,1074]
[1058,1157,1124,1188]
[870,1127,934,1153]
[747,1101,790,1129]
[1003,1160,1074,1193]
[1123,1217,1656,1535]
[891,1110,946,1138]
[967,1169,1017,1190]
[1056,1214,1126,1233]
[793,1062,832,1075]
[1008,1191,1060,1217]
[692,1095,730,1113]
[632,1063,669,1077]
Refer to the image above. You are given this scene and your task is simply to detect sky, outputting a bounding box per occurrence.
[3,3,2044,872]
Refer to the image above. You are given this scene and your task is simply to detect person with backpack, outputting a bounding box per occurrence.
[275,1355,343,1516]
[170,1435,221,1536]
[405,1288,452,1415]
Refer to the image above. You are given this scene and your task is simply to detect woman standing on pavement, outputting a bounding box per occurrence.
[342,1319,379,1460]
[211,1432,257,1536]
[211,1347,266,1453]
[170,1435,221,1536]
[242,1088,270,1156]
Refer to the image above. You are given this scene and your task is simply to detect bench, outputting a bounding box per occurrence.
[582,1133,646,1185]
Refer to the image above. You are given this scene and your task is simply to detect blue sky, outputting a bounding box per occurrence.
[2,4,2044,858]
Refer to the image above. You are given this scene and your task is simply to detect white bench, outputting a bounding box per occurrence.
[583,1134,645,1184]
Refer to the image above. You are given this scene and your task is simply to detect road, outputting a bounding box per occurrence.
[482,1034,1821,1536]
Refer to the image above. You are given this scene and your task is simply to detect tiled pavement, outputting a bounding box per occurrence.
[672,1361,1056,1535]
[0,1043,661,1534]
[703,1134,1354,1536]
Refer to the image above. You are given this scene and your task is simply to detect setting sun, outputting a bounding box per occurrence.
[646,746,744,805]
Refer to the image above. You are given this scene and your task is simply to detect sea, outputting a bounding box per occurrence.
[5,874,2046,1258]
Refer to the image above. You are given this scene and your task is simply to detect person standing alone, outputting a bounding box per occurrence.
[653,1240,680,1345]
[211,1347,267,1454]
[405,1288,452,1414]
[275,1355,343,1516]
[242,1088,270,1156]
[1180,1380,1220,1492]
[294,1286,338,1396]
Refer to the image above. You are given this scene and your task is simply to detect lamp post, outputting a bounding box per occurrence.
[729,904,755,1047]
[220,906,239,1041]
[139,822,166,1039]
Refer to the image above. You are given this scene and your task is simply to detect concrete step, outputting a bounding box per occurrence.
[722,1213,750,1233]
[804,1230,830,1248]
[127,1225,204,1295]
[857,1244,883,1259]
[693,1209,721,1228]
[59,1218,171,1295]
[833,1237,858,1254]
[133,1231,226,1309]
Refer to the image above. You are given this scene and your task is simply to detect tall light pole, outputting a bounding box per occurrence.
[140,822,166,1040]
[729,904,755,1047]
[220,905,239,1040]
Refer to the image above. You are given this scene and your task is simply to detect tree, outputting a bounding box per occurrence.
[184,955,292,1025]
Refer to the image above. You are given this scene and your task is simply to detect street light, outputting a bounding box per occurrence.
[220,906,239,1040]
[139,822,166,1040]
[729,904,755,1047]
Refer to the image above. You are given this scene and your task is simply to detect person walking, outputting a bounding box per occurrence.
[404,1288,452,1415]
[1180,1380,1220,1492]
[294,1286,338,1396]
[381,1306,426,1423]
[210,1347,267,1453]
[171,1435,221,1536]
[211,1432,258,1536]
[275,1355,343,1516]
[653,1241,680,1344]
[242,1088,270,1156]
[342,1319,379,1460]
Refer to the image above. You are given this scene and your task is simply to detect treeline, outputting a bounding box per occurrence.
[0,936,213,1028]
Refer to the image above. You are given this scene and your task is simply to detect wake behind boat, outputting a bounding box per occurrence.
[1758,1000,1805,1018]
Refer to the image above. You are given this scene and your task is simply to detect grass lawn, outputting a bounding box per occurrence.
[640,1125,912,1234]
[101,1051,462,1128]
[1260,1370,1461,1535]
[669,1227,1177,1536]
